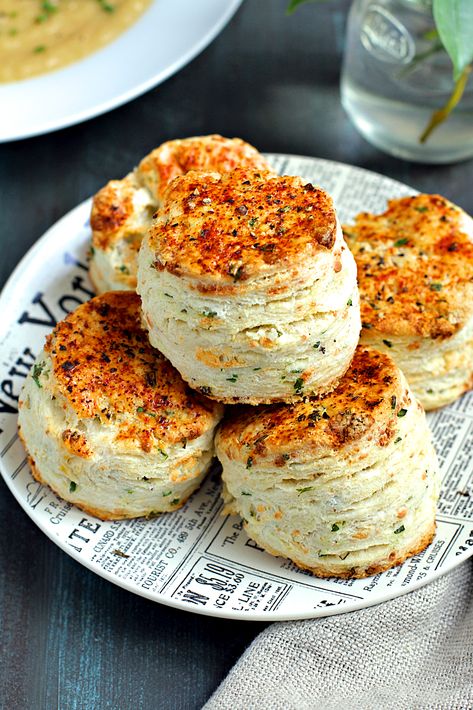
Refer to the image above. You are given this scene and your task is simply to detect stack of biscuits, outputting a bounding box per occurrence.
[20,133,472,580]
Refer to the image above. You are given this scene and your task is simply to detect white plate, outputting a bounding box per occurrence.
[0,0,242,142]
[2,154,473,621]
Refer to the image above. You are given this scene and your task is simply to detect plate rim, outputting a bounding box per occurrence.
[1,153,472,621]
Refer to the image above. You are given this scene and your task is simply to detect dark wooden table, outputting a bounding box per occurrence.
[2,1,473,707]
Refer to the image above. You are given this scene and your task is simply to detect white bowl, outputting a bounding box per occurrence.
[0,0,242,142]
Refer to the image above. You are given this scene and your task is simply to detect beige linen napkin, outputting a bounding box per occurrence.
[204,561,473,710]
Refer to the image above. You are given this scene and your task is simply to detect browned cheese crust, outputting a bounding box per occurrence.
[218,347,412,463]
[44,291,221,452]
[90,135,271,253]
[90,174,146,252]
[149,168,338,287]
[138,134,271,203]
[343,194,473,339]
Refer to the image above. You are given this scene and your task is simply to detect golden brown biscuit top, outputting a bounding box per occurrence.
[148,169,338,284]
[90,175,146,252]
[343,194,473,339]
[45,292,221,448]
[217,347,410,463]
[90,136,270,254]
[138,135,271,203]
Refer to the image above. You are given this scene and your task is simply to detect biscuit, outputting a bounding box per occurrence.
[216,347,440,579]
[138,168,360,404]
[343,194,473,409]
[89,135,270,292]
[18,292,223,520]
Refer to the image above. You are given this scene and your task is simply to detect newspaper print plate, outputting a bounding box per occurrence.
[1,155,473,621]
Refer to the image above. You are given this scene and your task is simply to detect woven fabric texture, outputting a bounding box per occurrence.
[204,562,473,710]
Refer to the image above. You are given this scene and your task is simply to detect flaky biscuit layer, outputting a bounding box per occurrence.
[138,170,360,403]
[18,292,223,519]
[216,347,440,578]
[345,194,473,409]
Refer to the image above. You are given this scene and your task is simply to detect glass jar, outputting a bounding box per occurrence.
[340,0,473,163]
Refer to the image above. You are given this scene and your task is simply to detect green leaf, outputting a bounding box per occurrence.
[287,0,328,15]
[32,362,45,388]
[433,0,473,80]
[97,0,115,12]
[296,486,314,495]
